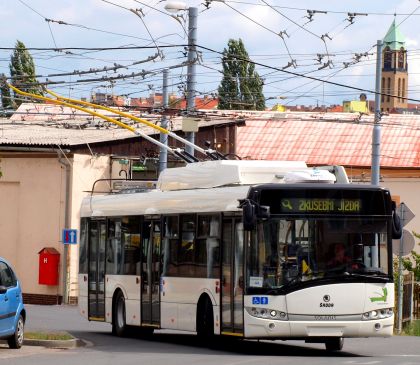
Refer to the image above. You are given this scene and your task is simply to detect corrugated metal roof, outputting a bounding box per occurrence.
[3,105,420,168]
[236,113,420,168]
[0,103,233,146]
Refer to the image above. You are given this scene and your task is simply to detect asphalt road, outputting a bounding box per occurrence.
[0,304,419,365]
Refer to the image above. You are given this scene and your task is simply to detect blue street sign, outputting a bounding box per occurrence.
[62,229,78,244]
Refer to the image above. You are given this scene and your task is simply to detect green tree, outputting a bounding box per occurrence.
[0,73,14,111]
[9,40,43,107]
[402,231,420,281]
[218,39,265,110]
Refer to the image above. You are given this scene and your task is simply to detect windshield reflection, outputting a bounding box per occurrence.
[246,218,390,292]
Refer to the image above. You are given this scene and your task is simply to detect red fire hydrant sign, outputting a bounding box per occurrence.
[38,247,60,285]
[62,229,78,244]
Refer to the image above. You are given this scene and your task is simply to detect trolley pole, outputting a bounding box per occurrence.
[371,40,383,186]
[185,7,198,156]
[159,69,169,174]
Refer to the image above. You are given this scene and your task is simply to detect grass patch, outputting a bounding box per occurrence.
[25,331,74,341]
[402,320,420,336]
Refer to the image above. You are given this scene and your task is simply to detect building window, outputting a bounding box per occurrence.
[381,77,385,103]
[398,48,405,69]
[387,78,391,102]
[383,47,392,69]
[398,78,401,102]
[402,78,406,100]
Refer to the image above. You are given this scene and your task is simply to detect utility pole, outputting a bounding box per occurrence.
[370,40,383,290]
[159,69,169,174]
[371,40,383,186]
[185,7,198,156]
[396,203,405,334]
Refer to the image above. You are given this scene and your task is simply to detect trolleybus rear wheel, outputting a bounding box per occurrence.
[113,291,127,337]
[197,297,214,341]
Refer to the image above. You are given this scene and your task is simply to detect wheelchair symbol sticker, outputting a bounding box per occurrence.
[252,296,269,305]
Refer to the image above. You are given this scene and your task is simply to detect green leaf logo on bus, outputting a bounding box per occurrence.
[369,288,388,303]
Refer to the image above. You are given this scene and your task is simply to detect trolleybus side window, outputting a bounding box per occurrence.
[196,214,220,278]
[79,218,89,274]
[179,214,196,276]
[106,216,141,275]
[162,215,180,276]
[162,214,221,278]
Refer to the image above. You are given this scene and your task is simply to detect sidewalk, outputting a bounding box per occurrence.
[23,304,110,348]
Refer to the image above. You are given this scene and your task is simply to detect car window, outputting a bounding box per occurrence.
[0,262,17,288]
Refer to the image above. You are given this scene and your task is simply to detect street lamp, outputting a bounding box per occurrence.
[164,1,198,156]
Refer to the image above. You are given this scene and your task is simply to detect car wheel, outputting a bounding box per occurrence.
[8,315,24,349]
[112,291,127,337]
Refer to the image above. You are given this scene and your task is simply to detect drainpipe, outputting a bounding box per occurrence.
[57,151,71,304]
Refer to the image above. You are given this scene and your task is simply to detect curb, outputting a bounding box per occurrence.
[24,338,85,349]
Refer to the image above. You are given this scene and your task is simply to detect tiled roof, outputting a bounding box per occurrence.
[3,105,420,168]
[236,112,420,168]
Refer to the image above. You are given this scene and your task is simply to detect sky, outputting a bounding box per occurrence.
[1,0,419,108]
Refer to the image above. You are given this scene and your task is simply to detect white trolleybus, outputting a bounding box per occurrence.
[78,160,402,351]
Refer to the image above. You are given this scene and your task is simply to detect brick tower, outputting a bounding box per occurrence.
[381,20,408,112]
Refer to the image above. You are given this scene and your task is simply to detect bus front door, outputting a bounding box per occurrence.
[221,217,244,336]
[88,220,106,321]
[141,219,161,327]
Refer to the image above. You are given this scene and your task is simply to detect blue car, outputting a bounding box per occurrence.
[0,257,25,349]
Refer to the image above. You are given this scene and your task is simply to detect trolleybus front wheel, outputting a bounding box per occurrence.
[325,337,344,351]
[112,290,127,337]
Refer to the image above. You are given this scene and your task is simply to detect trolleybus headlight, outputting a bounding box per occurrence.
[362,308,393,320]
[246,307,288,321]
[270,310,277,317]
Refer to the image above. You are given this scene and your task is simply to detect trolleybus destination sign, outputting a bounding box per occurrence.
[280,198,362,213]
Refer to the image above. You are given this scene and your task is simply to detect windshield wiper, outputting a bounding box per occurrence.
[340,271,389,281]
[266,275,301,294]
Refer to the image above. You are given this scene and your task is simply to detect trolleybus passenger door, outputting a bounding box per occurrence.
[88,219,106,321]
[221,217,244,336]
[141,219,161,327]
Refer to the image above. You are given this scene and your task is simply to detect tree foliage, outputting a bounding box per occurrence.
[9,40,43,108]
[0,74,14,110]
[402,231,420,281]
[218,39,265,110]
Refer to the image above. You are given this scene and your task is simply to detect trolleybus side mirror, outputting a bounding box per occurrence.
[391,201,402,239]
[242,200,256,231]
[257,205,270,219]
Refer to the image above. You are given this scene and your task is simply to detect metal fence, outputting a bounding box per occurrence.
[402,274,414,323]
[414,282,420,319]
